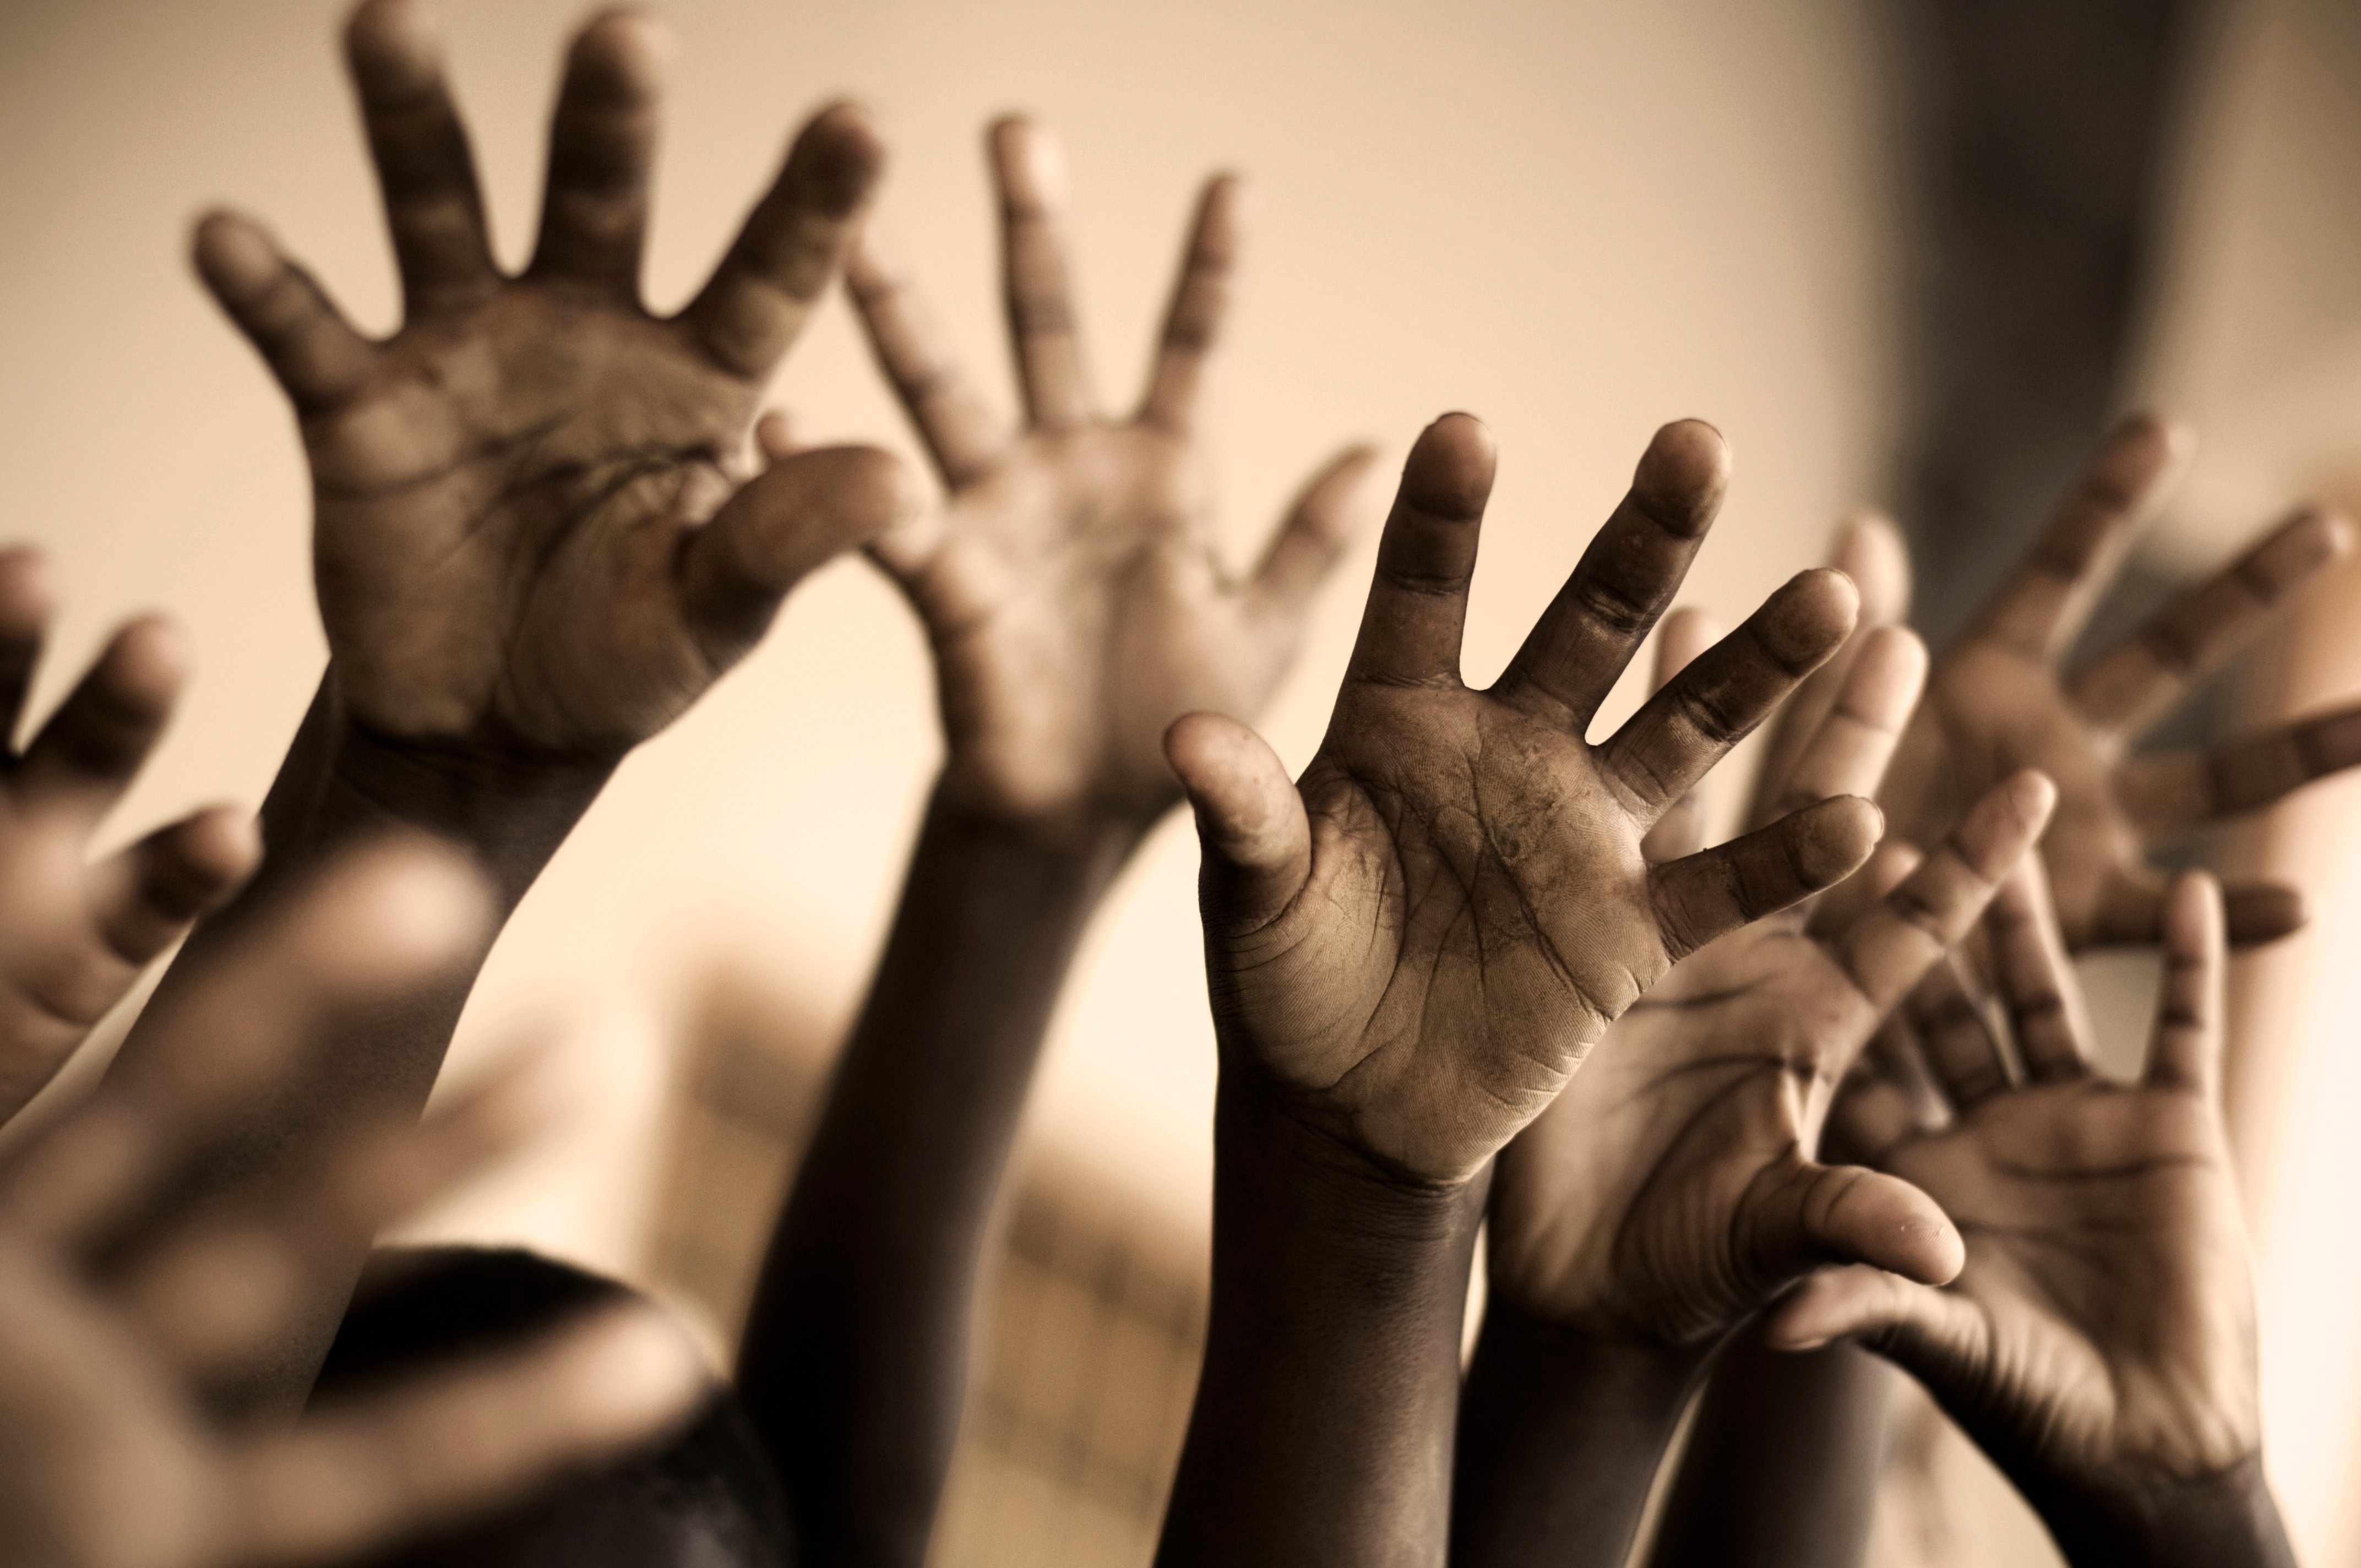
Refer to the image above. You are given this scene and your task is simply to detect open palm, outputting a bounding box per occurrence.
[1490,622,2053,1344]
[193,0,910,762]
[1879,413,2361,948]
[1167,416,1886,1184]
[841,118,1375,834]
[1775,868,2265,1542]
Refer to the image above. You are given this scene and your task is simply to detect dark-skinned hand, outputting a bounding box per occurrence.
[1165,413,1886,1185]
[830,116,1378,842]
[192,0,915,767]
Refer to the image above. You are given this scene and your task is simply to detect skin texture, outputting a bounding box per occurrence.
[0,844,709,1568]
[1880,412,2361,948]
[1454,609,2054,1568]
[734,118,1377,1568]
[1156,413,1891,1568]
[1769,866,2295,1568]
[0,550,257,1122]
[105,0,908,1412]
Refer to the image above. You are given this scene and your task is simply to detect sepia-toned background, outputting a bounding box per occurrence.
[3,0,2359,1562]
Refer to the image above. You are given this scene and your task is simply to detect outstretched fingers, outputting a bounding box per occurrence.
[991,117,1095,429]
[192,213,377,417]
[89,807,260,971]
[844,233,1007,486]
[1648,795,1883,962]
[680,102,884,380]
[231,1303,708,1566]
[679,445,918,668]
[1756,625,1925,824]
[2071,505,2352,737]
[342,0,498,315]
[526,8,668,295]
[13,617,188,824]
[1748,511,1914,827]
[1971,413,2193,660]
[1598,568,1858,819]
[1638,608,1723,864]
[1832,770,2055,1014]
[2144,871,2227,1099]
[1982,852,2093,1081]
[2118,702,2361,839]
[1165,712,1312,936]
[1138,174,1242,433]
[1342,415,1494,687]
[1244,445,1383,628]
[1494,419,1730,727]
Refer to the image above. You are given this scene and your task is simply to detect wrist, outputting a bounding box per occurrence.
[921,782,1150,882]
[268,672,611,907]
[2035,1454,2295,1568]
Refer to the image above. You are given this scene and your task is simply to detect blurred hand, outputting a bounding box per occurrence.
[1874,415,2360,947]
[1488,614,2055,1345]
[839,118,1379,841]
[0,549,255,1121]
[0,845,706,1568]
[1770,865,2273,1559]
[192,0,913,767]
[1165,415,1886,1185]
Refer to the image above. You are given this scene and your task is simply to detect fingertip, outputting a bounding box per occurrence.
[1998,767,2059,835]
[2318,506,2357,560]
[2224,880,2308,946]
[105,614,193,711]
[2164,868,2226,956]
[796,100,888,214]
[1759,567,1860,670]
[1401,415,1496,519]
[1634,418,1732,533]
[0,547,55,639]
[189,208,279,297]
[988,113,1062,206]
[324,839,496,977]
[342,0,440,84]
[1832,508,1910,622]
[176,804,264,891]
[570,7,673,86]
[1794,795,1885,887]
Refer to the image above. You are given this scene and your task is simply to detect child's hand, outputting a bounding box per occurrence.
[1486,617,2053,1346]
[0,549,255,1120]
[841,119,1378,841]
[1770,866,2287,1565]
[0,844,708,1568]
[1878,414,2359,948]
[193,0,913,769]
[1165,415,1885,1185]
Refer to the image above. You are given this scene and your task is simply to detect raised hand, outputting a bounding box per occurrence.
[0,549,255,1120]
[1770,867,2293,1567]
[1879,413,2359,948]
[1486,620,2054,1348]
[1166,413,1885,1184]
[192,0,912,765]
[841,117,1378,840]
[0,845,706,1568]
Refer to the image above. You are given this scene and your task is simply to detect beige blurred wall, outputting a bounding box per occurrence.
[0,0,1901,1253]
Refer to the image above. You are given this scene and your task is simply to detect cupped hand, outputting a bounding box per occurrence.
[1165,415,1887,1185]
[0,844,707,1568]
[1769,865,2263,1522]
[840,118,1378,838]
[0,549,256,1121]
[1488,613,2056,1346]
[192,0,914,765]
[1876,413,2360,947]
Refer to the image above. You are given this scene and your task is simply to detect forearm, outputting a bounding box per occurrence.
[2015,1453,2297,1568]
[1451,1297,1708,1568]
[1644,1325,1893,1568]
[108,671,605,1411]
[735,788,1138,1568]
[1156,1082,1487,1568]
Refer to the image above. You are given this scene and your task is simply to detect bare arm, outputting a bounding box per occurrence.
[732,117,1378,1568]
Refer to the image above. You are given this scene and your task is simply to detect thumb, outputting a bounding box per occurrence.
[1761,1264,1992,1407]
[1165,711,1312,933]
[682,444,919,663]
[1739,1156,1963,1299]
